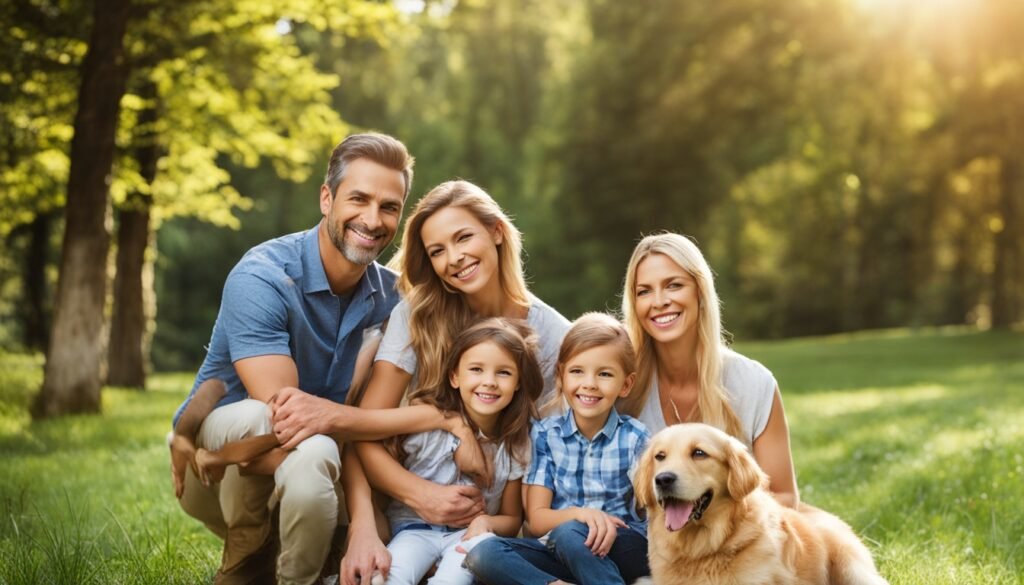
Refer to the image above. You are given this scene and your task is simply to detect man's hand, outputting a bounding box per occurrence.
[412,483,485,527]
[574,507,626,557]
[169,432,197,499]
[340,523,390,585]
[270,386,350,449]
[450,420,493,489]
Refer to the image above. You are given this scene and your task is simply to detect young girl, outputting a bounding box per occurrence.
[465,313,651,585]
[384,317,543,585]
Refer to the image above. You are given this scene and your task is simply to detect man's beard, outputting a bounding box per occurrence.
[327,217,388,266]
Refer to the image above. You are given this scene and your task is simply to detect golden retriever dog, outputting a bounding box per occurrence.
[633,424,888,585]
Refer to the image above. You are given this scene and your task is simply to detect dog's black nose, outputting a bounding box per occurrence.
[655,472,677,489]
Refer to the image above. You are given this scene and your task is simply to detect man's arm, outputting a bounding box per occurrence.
[234,354,299,404]
[233,354,352,450]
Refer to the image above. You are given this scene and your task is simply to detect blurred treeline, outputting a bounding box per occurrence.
[1,0,1021,376]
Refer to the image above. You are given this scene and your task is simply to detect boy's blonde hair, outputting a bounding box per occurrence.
[543,312,637,415]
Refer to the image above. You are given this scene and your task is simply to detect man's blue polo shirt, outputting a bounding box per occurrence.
[172,224,400,427]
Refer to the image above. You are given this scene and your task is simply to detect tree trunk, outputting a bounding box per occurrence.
[23,212,52,351]
[991,158,1020,328]
[32,0,132,418]
[107,206,152,388]
[107,83,159,389]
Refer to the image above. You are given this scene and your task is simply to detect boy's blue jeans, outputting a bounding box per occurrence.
[464,521,649,585]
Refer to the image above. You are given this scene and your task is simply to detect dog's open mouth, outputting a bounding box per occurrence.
[660,489,713,531]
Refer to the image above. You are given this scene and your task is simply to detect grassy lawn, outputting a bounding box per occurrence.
[1,327,1022,584]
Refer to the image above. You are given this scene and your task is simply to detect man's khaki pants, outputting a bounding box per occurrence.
[179,399,343,585]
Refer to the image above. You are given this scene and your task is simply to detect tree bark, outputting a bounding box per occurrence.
[107,83,159,389]
[33,0,133,418]
[107,206,152,388]
[23,212,52,351]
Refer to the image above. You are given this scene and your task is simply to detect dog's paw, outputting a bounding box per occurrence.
[631,578,655,585]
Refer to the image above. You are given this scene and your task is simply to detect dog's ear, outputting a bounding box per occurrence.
[633,442,657,509]
[725,436,766,500]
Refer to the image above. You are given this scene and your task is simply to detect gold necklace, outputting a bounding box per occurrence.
[668,395,683,424]
[668,394,698,424]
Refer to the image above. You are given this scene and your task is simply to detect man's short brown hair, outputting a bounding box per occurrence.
[324,133,415,198]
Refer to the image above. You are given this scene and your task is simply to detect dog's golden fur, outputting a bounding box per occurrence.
[633,424,888,585]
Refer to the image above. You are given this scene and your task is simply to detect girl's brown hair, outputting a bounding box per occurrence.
[407,317,541,466]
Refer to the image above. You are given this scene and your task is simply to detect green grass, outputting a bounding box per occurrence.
[738,328,1024,584]
[1,327,1022,584]
[0,355,218,584]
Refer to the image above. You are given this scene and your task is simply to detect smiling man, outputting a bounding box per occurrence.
[171,133,414,585]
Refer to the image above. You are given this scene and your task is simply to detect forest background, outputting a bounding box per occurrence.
[2,0,1022,395]
[1,0,1023,582]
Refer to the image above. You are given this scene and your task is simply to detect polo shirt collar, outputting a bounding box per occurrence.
[302,225,332,294]
[302,223,381,299]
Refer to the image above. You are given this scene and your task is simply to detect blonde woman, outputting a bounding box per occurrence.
[618,233,799,507]
[344,180,569,585]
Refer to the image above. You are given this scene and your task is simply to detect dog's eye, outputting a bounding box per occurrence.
[692,449,708,459]
[654,451,666,461]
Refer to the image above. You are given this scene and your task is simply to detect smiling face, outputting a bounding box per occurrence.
[420,205,503,300]
[560,344,635,436]
[319,157,406,266]
[450,340,519,434]
[635,424,765,533]
[634,253,701,346]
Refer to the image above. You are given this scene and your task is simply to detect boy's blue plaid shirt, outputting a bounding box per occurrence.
[526,408,650,535]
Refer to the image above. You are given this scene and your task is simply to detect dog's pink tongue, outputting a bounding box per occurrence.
[664,501,694,532]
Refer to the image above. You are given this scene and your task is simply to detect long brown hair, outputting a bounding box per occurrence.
[389,180,530,394]
[617,233,742,439]
[407,318,541,466]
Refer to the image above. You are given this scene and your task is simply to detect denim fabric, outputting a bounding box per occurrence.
[465,521,649,585]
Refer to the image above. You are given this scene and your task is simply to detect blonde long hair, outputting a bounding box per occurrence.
[617,233,742,439]
[390,180,530,393]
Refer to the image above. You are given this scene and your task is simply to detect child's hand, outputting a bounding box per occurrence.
[169,432,197,499]
[462,515,495,542]
[456,522,498,554]
[451,422,494,489]
[194,447,226,487]
[573,508,627,557]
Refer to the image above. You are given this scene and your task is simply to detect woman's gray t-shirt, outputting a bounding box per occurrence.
[374,295,570,406]
[636,349,777,448]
